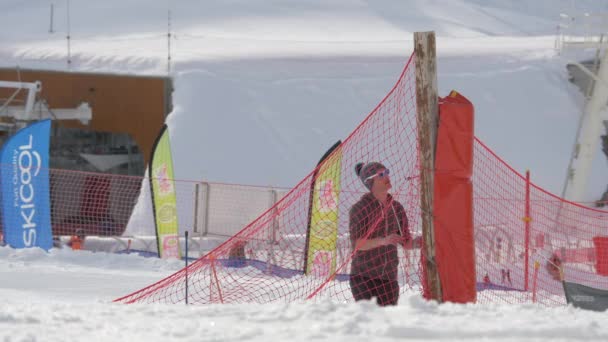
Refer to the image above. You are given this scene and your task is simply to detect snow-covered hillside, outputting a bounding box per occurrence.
[2,0,607,202]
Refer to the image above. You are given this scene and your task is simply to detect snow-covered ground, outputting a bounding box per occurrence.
[2,1,608,340]
[1,246,608,342]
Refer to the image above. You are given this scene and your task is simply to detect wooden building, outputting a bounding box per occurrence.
[0,68,173,175]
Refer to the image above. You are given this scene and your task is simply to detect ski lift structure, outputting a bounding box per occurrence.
[557,12,608,204]
[0,79,92,133]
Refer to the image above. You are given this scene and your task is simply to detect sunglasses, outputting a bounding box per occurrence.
[364,169,390,182]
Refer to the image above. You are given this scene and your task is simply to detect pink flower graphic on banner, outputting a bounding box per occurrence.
[312,251,331,277]
[162,235,179,258]
[317,180,337,213]
[154,164,174,195]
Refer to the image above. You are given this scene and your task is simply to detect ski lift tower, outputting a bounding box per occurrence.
[0,80,41,132]
[557,12,608,203]
[0,79,92,133]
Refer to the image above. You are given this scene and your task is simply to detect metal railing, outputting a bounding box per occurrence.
[556,12,608,51]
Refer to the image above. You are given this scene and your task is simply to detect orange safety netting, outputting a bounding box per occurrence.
[113,52,608,306]
[474,137,608,305]
[115,54,422,304]
[2,51,605,306]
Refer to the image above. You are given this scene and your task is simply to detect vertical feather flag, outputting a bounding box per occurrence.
[304,141,342,276]
[0,120,52,250]
[149,124,181,259]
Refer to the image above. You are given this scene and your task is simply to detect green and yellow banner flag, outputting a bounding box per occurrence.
[149,124,181,259]
[304,141,342,276]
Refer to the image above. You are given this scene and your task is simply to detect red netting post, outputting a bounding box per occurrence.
[209,253,224,303]
[524,170,531,291]
[532,260,540,302]
[414,31,443,302]
[185,231,189,305]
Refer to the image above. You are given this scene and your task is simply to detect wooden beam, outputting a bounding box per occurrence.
[414,31,443,302]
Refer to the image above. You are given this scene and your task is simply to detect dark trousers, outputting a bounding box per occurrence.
[349,274,399,306]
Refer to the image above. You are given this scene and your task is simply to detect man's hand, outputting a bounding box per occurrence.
[384,234,408,246]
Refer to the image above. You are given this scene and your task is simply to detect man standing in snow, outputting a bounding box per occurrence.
[349,162,414,306]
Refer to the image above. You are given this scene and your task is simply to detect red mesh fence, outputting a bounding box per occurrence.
[0,51,606,306]
[113,52,608,306]
[50,169,142,236]
[0,164,292,254]
[0,168,242,240]
[115,54,422,305]
[0,167,143,238]
[474,138,608,305]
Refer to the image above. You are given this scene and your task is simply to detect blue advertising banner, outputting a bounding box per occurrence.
[0,119,52,250]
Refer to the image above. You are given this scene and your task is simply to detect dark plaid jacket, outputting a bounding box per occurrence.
[349,193,410,280]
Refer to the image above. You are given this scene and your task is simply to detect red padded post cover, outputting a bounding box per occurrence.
[431,90,476,303]
[593,236,608,276]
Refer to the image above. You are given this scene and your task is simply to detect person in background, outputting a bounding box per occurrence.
[67,229,86,251]
[349,161,417,306]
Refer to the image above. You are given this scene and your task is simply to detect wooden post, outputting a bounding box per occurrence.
[414,31,443,303]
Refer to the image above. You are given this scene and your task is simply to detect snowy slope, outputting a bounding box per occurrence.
[1,0,607,203]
